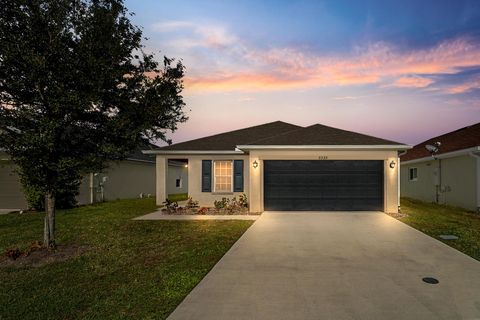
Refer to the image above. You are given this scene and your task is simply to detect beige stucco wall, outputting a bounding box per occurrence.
[82,160,156,203]
[1,155,155,208]
[156,155,249,207]
[401,154,478,211]
[156,149,400,213]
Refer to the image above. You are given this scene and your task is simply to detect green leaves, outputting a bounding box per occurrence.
[0,0,187,197]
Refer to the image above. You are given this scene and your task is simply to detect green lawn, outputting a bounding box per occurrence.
[399,197,480,261]
[167,193,189,202]
[0,198,253,319]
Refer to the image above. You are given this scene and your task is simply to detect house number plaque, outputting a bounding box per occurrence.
[318,156,328,160]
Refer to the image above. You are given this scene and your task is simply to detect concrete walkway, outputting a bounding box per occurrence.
[134,210,260,220]
[0,209,17,215]
[168,211,480,320]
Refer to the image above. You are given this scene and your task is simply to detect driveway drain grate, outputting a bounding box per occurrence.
[422,277,439,284]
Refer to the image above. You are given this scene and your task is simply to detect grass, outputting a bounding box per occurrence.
[167,193,189,202]
[399,197,480,261]
[0,198,253,319]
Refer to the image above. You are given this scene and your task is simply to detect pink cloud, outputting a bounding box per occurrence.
[445,77,480,94]
[390,76,434,88]
[153,21,480,92]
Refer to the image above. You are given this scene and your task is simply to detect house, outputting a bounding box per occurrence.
[144,121,411,213]
[400,122,480,211]
[0,147,158,210]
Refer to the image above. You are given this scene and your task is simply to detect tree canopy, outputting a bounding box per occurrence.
[0,0,187,247]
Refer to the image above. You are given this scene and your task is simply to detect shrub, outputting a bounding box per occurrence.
[238,194,248,208]
[162,199,179,214]
[185,197,199,209]
[23,180,79,211]
[214,197,229,210]
[214,195,248,213]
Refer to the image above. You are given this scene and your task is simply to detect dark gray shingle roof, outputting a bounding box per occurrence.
[158,121,302,151]
[244,124,404,146]
[154,121,405,151]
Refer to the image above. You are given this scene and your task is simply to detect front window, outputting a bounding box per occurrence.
[409,167,418,181]
[214,160,233,192]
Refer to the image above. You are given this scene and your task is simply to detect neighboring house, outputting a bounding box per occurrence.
[400,122,480,211]
[0,147,157,210]
[144,121,410,213]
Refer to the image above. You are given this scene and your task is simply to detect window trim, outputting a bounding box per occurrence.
[409,167,418,181]
[213,160,233,193]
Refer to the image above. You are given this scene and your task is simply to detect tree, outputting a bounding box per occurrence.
[0,0,187,248]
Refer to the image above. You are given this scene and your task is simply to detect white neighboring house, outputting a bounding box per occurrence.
[400,122,480,211]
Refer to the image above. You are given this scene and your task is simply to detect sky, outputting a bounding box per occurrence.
[125,0,480,146]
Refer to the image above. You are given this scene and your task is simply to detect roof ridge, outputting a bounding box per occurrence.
[245,125,307,145]
[246,122,404,145]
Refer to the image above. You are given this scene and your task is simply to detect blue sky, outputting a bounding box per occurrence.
[125,0,480,145]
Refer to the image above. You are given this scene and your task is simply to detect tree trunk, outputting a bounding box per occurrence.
[43,192,56,249]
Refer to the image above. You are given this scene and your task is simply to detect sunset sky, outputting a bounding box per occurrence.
[125,0,480,145]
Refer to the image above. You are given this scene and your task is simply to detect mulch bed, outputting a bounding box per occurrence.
[160,207,260,215]
[1,244,90,268]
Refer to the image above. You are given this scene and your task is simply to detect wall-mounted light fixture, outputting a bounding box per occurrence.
[184,164,188,168]
[252,160,259,169]
[389,160,396,169]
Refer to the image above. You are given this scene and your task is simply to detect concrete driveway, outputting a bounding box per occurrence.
[168,212,480,320]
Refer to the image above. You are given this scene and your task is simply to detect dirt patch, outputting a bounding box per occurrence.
[1,244,90,268]
[387,211,409,219]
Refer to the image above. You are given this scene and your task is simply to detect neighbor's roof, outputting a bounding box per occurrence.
[126,143,157,162]
[150,121,407,152]
[401,122,480,162]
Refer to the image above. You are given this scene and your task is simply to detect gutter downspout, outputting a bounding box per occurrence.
[436,158,442,204]
[398,150,407,212]
[469,152,480,212]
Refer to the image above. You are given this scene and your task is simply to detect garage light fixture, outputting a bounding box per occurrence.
[389,160,396,169]
[252,160,259,169]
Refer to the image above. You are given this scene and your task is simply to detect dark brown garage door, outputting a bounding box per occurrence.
[264,160,384,211]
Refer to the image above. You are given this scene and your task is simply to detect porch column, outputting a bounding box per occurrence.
[156,155,167,206]
[249,152,263,213]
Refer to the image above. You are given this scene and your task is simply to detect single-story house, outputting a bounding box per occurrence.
[144,121,411,213]
[0,147,158,210]
[400,122,480,211]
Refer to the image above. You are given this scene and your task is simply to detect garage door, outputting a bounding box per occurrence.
[264,160,384,211]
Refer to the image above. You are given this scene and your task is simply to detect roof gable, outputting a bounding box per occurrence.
[401,122,480,161]
[245,124,404,146]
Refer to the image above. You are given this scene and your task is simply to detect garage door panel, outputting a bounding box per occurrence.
[264,160,383,211]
